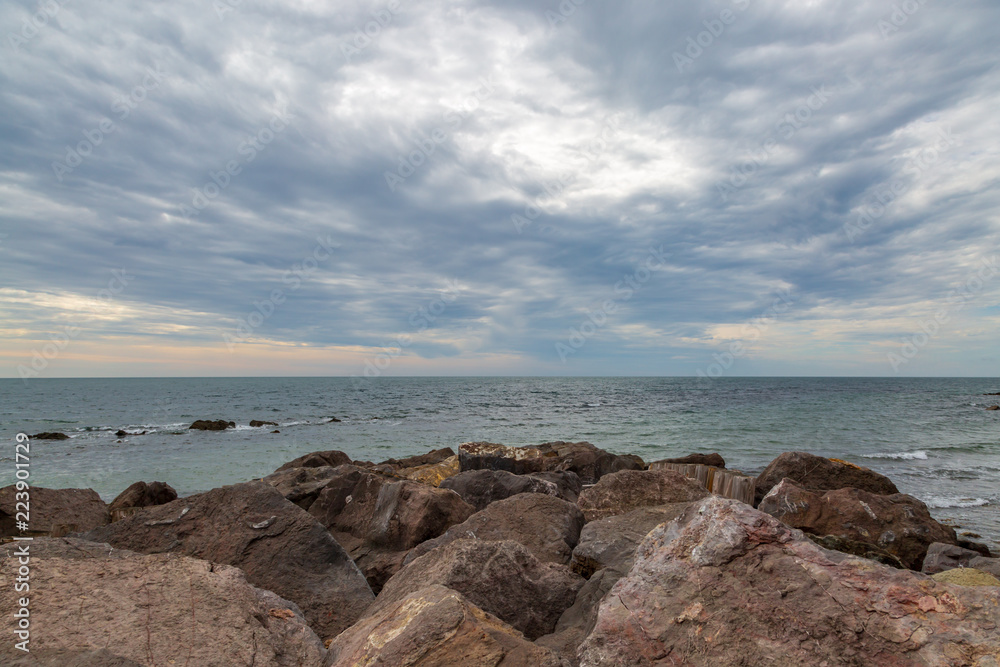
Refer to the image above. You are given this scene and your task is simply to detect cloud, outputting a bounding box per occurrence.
[1,0,999,378]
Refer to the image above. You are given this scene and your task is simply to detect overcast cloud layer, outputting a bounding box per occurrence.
[1,0,999,378]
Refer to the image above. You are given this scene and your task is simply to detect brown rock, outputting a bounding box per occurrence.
[375,539,585,640]
[405,493,585,566]
[576,469,710,522]
[922,541,1000,578]
[395,455,461,487]
[440,468,567,511]
[249,419,279,427]
[578,496,1000,666]
[651,452,726,468]
[29,432,70,440]
[987,405,1000,411]
[0,537,325,667]
[571,504,689,578]
[307,464,474,591]
[458,441,643,484]
[188,419,235,430]
[754,451,899,505]
[274,449,352,472]
[108,481,177,514]
[324,585,567,667]
[380,447,456,468]
[528,471,584,503]
[0,486,109,538]
[83,480,374,640]
[264,465,341,510]
[535,568,619,664]
[806,534,905,569]
[758,478,957,570]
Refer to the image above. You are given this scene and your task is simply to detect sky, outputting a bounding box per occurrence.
[1,0,999,379]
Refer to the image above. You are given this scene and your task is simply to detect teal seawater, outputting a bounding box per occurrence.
[1,377,998,547]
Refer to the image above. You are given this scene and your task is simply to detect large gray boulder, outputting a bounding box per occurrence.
[0,538,325,667]
[83,480,374,640]
[570,504,690,578]
[576,469,709,522]
[922,541,1000,578]
[0,486,109,538]
[754,451,899,505]
[578,497,1000,666]
[440,469,565,510]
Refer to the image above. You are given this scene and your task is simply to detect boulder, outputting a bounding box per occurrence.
[380,447,456,468]
[0,537,325,667]
[806,534,905,569]
[535,568,619,664]
[375,539,585,640]
[571,504,690,579]
[651,452,726,468]
[578,496,1000,666]
[274,449,352,472]
[529,470,584,503]
[29,432,69,440]
[931,568,1000,587]
[0,486,109,538]
[440,469,565,511]
[264,465,341,510]
[458,441,643,484]
[395,455,461,487]
[759,478,956,570]
[250,419,278,427]
[188,420,235,431]
[83,480,374,640]
[922,541,1000,577]
[324,585,567,667]
[577,469,709,522]
[405,493,585,566]
[307,464,474,591]
[108,481,177,514]
[987,405,999,411]
[754,451,899,505]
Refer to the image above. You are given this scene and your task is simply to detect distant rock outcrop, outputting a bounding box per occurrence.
[188,419,235,430]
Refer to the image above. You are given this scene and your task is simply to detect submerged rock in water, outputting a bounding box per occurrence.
[30,432,70,440]
[324,585,567,667]
[188,419,235,431]
[84,480,374,640]
[0,486,109,538]
[578,496,1000,666]
[577,469,709,522]
[249,419,278,427]
[0,537,326,667]
[754,450,899,505]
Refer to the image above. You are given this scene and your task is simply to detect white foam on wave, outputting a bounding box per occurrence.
[925,496,990,509]
[860,450,928,460]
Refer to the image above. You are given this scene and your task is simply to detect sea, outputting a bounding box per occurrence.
[1,376,998,549]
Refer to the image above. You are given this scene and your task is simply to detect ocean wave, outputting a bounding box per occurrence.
[861,450,928,460]
[924,496,991,509]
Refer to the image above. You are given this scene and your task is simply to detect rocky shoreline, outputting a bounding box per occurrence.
[2,440,999,666]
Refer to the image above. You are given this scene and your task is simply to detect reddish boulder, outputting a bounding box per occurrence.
[264,465,341,510]
[578,496,1000,666]
[440,469,565,510]
[379,447,456,468]
[458,441,642,484]
[0,486,109,538]
[758,478,957,570]
[576,469,709,522]
[188,420,234,430]
[274,449,352,472]
[651,452,726,468]
[922,541,1000,578]
[571,504,690,578]
[754,451,899,505]
[108,481,177,514]
[405,493,585,566]
[324,585,567,667]
[374,539,584,640]
[83,480,374,640]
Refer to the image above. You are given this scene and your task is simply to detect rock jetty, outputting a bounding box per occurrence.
[1,445,997,666]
